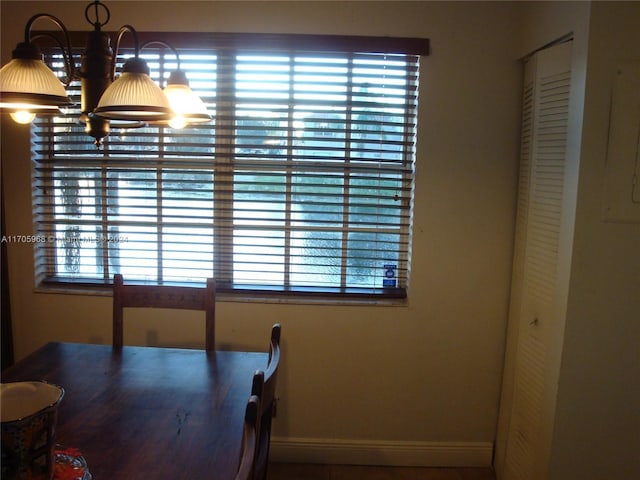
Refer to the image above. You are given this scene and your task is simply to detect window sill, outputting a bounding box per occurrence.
[33,283,409,307]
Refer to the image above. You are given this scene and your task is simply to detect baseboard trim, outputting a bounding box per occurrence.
[270,437,494,467]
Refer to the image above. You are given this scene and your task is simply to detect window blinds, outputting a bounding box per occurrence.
[31,33,424,297]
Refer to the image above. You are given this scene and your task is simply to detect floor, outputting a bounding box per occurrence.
[267,463,496,480]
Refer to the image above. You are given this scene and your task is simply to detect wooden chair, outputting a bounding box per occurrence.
[112,273,216,350]
[235,393,261,480]
[251,323,281,480]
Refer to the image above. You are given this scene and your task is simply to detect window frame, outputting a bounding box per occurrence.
[32,32,429,301]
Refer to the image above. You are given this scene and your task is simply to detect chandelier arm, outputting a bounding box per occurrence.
[30,33,75,88]
[24,13,76,87]
[141,40,181,71]
[111,24,141,80]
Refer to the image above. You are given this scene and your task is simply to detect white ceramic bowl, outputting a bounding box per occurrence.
[1,381,64,480]
[1,381,64,422]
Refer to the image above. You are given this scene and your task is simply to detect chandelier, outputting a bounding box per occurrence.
[0,1,210,147]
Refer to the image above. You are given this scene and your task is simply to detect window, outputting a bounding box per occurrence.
[32,33,427,298]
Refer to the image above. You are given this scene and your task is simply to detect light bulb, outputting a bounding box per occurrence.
[10,110,36,124]
[168,115,188,129]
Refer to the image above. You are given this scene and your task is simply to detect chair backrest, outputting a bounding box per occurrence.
[112,273,216,350]
[251,323,281,480]
[235,394,261,480]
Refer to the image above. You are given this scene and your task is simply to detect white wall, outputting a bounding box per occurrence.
[549,2,640,478]
[1,1,522,465]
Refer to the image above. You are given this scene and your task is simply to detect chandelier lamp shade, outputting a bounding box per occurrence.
[139,41,212,130]
[0,1,210,147]
[162,71,211,129]
[0,15,74,124]
[0,55,69,125]
[91,28,172,124]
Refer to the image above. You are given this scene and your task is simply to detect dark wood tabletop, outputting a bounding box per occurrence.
[1,342,269,480]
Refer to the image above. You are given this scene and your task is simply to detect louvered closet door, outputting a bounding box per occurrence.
[503,41,572,480]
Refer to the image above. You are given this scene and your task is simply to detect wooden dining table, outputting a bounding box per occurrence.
[1,342,269,480]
